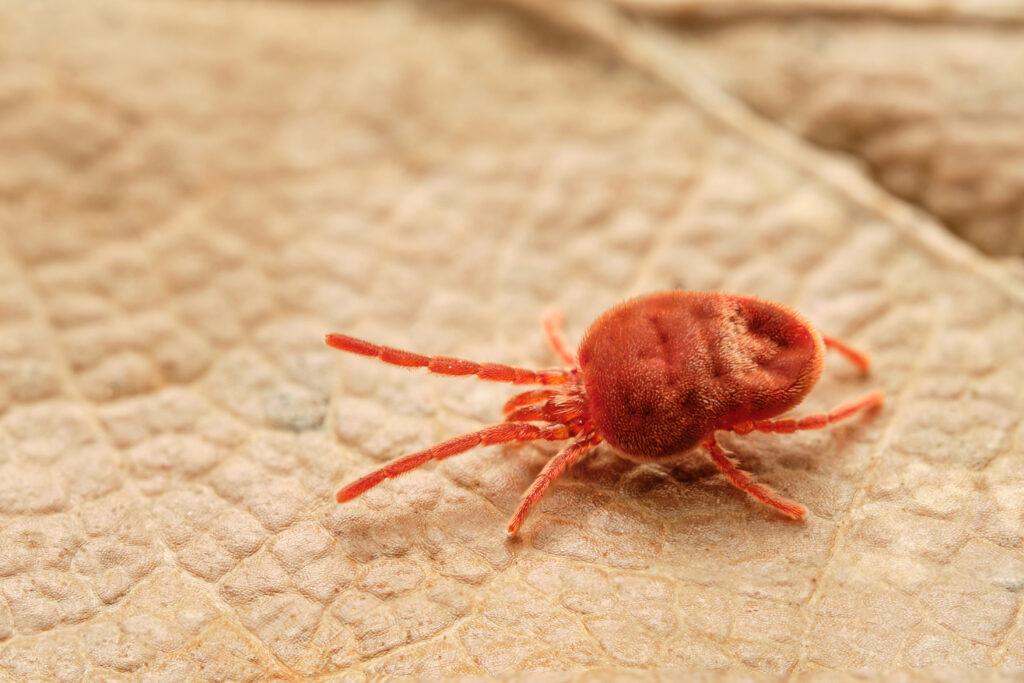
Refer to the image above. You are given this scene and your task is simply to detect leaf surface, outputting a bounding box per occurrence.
[0,0,1022,678]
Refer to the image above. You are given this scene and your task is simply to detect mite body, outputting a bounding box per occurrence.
[327,291,883,535]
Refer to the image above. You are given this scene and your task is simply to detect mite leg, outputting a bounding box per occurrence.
[731,390,885,435]
[703,437,806,520]
[505,388,586,425]
[505,401,584,426]
[507,434,600,536]
[542,307,577,367]
[337,422,570,503]
[503,389,559,416]
[822,334,871,373]
[504,404,551,423]
[326,333,569,386]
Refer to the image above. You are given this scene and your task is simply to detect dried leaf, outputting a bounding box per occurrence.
[0,0,1022,678]
[603,0,1024,256]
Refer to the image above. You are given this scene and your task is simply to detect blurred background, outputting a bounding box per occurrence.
[1,0,1023,679]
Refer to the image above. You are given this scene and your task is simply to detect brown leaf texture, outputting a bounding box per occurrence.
[605,0,1024,22]
[607,0,1024,257]
[1,0,1023,679]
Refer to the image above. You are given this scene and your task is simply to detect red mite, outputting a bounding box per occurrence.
[326,291,884,535]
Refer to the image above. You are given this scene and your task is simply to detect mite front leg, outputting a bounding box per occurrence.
[506,433,600,536]
[732,390,884,435]
[703,437,806,520]
[337,422,570,503]
[325,333,570,385]
[542,307,578,367]
[503,389,559,416]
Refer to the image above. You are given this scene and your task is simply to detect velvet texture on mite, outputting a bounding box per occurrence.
[326,291,883,535]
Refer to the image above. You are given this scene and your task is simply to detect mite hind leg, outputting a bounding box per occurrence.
[731,390,884,436]
[822,334,871,373]
[702,437,806,520]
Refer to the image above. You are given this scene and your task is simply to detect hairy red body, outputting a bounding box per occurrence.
[327,291,883,535]
[580,292,823,460]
